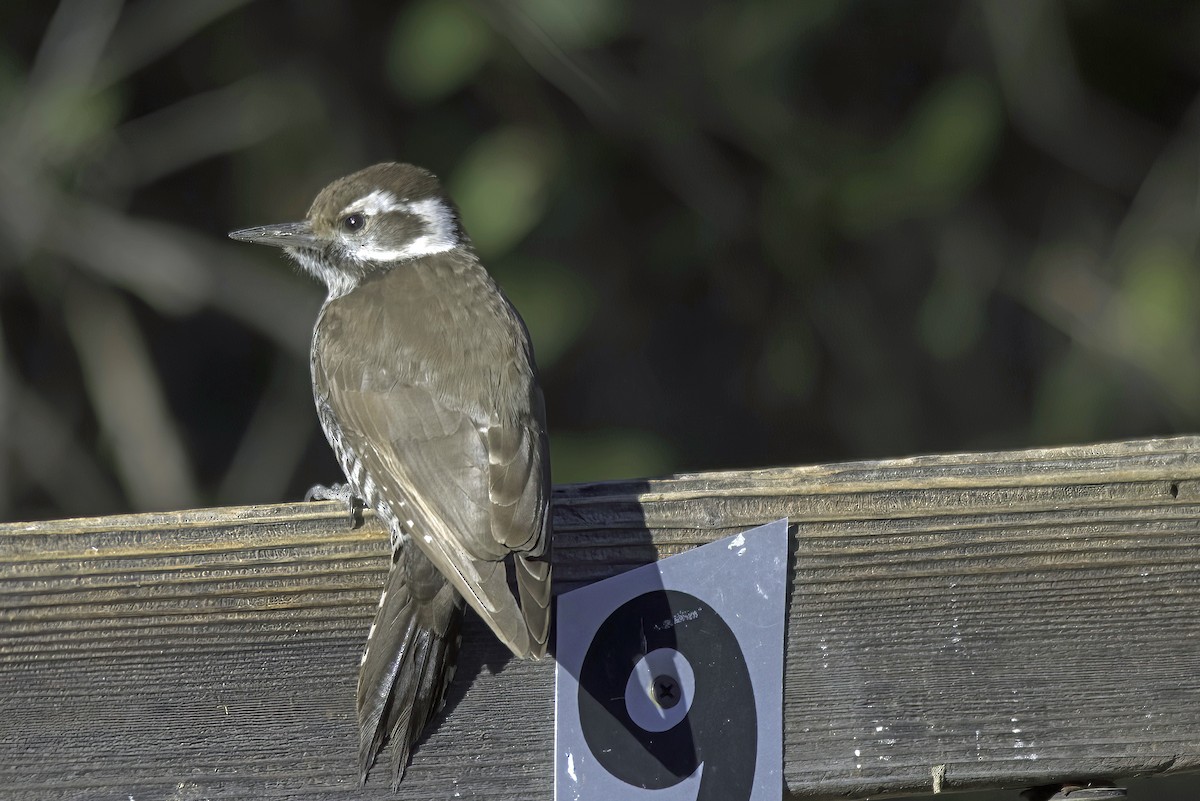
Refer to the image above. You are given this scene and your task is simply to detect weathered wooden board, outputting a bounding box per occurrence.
[2,436,1199,800]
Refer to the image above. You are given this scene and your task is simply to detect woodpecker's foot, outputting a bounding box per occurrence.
[306,482,363,527]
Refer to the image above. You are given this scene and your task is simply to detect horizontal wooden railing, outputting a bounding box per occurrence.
[2,436,1199,799]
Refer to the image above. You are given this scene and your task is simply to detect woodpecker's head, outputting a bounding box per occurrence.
[229,162,464,298]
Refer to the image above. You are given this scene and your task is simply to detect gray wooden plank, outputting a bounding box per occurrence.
[1,436,1199,799]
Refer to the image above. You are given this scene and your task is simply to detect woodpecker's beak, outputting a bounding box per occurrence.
[228,221,321,250]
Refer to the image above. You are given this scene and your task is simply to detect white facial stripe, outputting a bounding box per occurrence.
[408,198,456,244]
[284,193,456,299]
[350,197,458,262]
[352,240,455,261]
[401,197,458,257]
[341,189,403,217]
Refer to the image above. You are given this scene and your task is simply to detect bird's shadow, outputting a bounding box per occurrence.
[416,477,663,751]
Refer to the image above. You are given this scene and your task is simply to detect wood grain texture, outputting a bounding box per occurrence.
[2,436,1200,800]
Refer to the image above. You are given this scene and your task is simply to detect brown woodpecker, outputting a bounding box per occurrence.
[229,163,552,786]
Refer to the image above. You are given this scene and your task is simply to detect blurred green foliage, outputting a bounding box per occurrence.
[388,0,495,103]
[0,0,1198,535]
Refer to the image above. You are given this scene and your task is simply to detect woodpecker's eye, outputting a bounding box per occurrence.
[343,213,366,232]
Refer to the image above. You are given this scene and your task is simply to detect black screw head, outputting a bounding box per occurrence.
[652,675,680,709]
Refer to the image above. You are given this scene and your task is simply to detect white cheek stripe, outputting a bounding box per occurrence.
[352,240,455,261]
[351,197,457,262]
[408,198,456,244]
[305,195,459,285]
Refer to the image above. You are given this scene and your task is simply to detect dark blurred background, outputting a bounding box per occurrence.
[2,0,1199,520]
[1,1,1198,798]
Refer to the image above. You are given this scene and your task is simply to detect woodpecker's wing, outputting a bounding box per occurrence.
[337,384,548,657]
[314,292,551,658]
[484,390,552,655]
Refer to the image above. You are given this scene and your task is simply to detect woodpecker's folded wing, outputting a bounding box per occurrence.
[324,379,549,659]
[484,391,552,656]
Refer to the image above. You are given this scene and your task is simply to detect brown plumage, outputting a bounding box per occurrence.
[230,163,551,786]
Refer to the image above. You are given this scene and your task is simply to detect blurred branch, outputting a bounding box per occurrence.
[205,243,320,360]
[23,0,121,100]
[0,1,317,353]
[55,200,214,314]
[1114,95,1200,257]
[0,327,12,516]
[9,372,123,516]
[217,356,316,506]
[8,189,318,356]
[982,0,1161,192]
[108,71,320,187]
[477,2,749,232]
[95,0,254,89]
[1025,91,1200,414]
[63,280,199,511]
